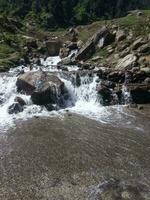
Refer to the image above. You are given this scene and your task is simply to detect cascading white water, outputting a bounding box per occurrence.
[0,74,34,130]
[0,56,136,131]
[61,75,105,114]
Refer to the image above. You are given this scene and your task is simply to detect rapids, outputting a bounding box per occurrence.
[0,56,138,131]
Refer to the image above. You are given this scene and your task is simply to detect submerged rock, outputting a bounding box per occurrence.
[45,104,58,111]
[16,71,66,106]
[8,102,24,114]
[8,96,26,114]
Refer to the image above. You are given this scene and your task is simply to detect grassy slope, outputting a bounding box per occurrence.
[0,10,149,72]
[77,10,150,42]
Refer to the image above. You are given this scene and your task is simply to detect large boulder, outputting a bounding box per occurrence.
[45,40,62,56]
[93,26,115,46]
[75,40,95,61]
[116,54,137,70]
[75,26,114,61]
[16,71,65,106]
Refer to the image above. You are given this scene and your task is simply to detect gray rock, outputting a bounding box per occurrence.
[14,96,26,106]
[119,47,130,58]
[16,71,65,106]
[116,30,126,41]
[144,77,150,83]
[59,47,70,58]
[45,104,58,111]
[132,37,146,50]
[92,56,101,61]
[8,102,24,114]
[75,26,115,61]
[58,57,75,65]
[77,40,84,49]
[116,54,137,70]
[141,67,150,74]
[75,39,95,61]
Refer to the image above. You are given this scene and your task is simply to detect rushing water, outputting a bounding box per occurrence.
[0,56,150,199]
[0,56,140,131]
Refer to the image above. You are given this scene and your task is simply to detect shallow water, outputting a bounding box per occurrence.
[0,107,150,200]
[0,57,150,199]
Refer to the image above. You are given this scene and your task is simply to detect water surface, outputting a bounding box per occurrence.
[0,107,150,200]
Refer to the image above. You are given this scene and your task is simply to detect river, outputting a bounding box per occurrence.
[0,57,150,199]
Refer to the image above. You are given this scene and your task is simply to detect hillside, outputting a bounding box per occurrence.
[0,9,150,72]
[0,0,150,28]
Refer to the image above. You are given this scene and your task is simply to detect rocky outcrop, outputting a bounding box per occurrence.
[16,71,66,106]
[75,26,115,61]
[94,26,115,47]
[75,39,95,61]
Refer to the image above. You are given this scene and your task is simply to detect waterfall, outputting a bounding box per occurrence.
[121,84,132,104]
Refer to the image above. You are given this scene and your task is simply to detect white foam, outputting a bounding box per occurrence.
[0,56,142,131]
[41,56,61,70]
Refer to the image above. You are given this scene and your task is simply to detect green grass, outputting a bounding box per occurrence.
[117,10,150,36]
[0,44,15,55]
[77,9,150,42]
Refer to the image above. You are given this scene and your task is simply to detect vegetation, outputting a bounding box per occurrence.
[0,0,150,72]
[0,0,149,28]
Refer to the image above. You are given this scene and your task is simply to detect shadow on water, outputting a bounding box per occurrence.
[0,106,150,200]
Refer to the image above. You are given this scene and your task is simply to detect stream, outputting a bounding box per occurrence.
[0,56,150,200]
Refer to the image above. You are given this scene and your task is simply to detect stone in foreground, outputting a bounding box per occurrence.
[16,71,65,106]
